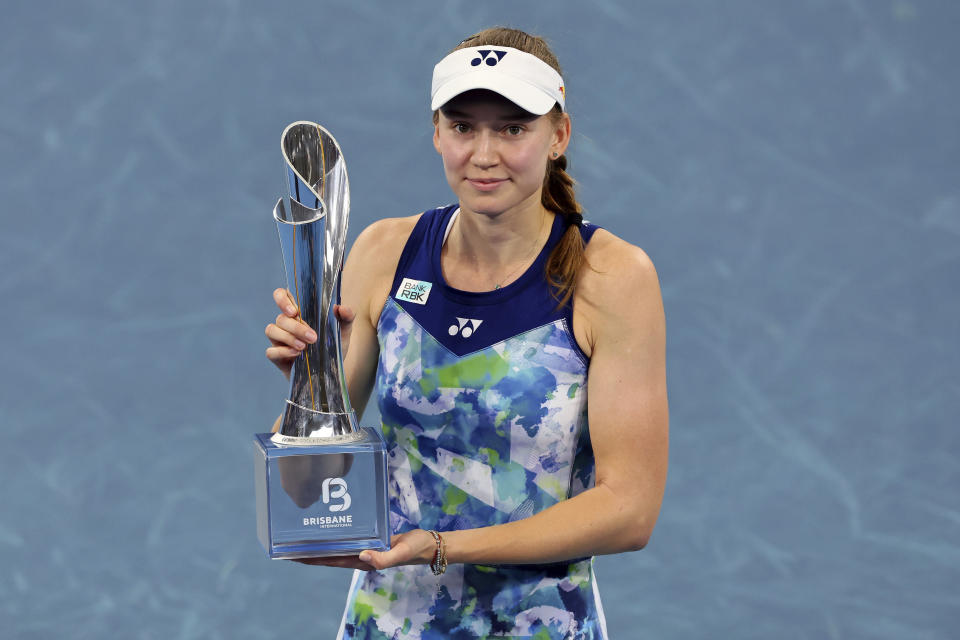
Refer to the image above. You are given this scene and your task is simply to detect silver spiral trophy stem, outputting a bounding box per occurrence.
[272,122,360,444]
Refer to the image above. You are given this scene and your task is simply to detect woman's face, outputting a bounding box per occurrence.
[433,90,569,219]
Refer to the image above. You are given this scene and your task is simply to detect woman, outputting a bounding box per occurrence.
[265,28,668,640]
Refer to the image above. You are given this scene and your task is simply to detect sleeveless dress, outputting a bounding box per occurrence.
[338,205,606,640]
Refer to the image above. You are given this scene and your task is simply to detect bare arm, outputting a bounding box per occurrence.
[338,218,416,417]
[356,232,669,568]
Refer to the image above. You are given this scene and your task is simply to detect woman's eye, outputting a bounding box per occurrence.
[505,125,524,136]
[453,123,470,134]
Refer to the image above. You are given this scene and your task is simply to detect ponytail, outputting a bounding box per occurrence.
[543,150,588,308]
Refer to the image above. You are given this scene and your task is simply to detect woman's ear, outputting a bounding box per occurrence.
[551,112,571,158]
[433,122,442,155]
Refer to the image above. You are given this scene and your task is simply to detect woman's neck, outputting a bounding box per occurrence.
[450,202,551,264]
[442,200,554,291]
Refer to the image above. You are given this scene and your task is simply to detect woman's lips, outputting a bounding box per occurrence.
[467,178,507,192]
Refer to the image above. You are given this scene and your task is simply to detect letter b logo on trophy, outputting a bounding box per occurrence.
[254,122,390,559]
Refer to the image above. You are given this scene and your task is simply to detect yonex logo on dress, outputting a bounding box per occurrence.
[449,317,483,338]
[321,477,351,512]
[471,50,507,67]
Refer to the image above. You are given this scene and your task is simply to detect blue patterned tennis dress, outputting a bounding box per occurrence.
[338,205,606,639]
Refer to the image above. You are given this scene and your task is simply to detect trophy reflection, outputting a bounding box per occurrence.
[254,122,390,560]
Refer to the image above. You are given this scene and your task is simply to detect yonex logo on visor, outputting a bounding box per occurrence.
[471,50,507,66]
[431,45,566,115]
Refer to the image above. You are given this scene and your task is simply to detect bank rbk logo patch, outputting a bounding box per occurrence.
[396,278,432,305]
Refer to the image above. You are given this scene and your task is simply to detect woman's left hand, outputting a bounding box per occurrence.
[293,529,436,571]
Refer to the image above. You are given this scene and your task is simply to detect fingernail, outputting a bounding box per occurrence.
[306,330,317,342]
[286,306,297,315]
[359,552,371,562]
[294,340,305,350]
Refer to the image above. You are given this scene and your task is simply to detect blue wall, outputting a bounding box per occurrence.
[2,1,957,637]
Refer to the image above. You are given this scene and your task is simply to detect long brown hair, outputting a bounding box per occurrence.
[437,27,588,307]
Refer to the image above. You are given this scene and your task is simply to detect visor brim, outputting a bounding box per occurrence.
[431,73,558,115]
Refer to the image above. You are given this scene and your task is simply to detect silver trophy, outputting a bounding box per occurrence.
[273,121,357,442]
[254,122,389,559]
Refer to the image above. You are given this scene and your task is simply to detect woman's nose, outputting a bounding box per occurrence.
[471,130,498,167]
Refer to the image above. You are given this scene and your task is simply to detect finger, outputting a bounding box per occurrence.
[266,345,301,362]
[359,546,411,571]
[334,304,356,323]
[266,322,307,350]
[357,550,385,569]
[274,314,318,344]
[273,288,299,316]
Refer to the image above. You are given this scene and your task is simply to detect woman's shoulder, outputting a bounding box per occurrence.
[348,213,423,269]
[355,213,422,250]
[343,213,425,322]
[344,213,421,282]
[573,228,663,355]
[349,204,456,269]
[580,227,660,297]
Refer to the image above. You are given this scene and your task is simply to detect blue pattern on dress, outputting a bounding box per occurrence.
[339,299,607,639]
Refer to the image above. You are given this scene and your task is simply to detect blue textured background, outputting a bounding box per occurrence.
[2,1,958,638]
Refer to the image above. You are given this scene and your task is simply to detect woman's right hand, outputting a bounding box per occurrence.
[265,288,317,380]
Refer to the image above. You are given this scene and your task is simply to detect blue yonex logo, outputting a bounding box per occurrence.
[471,50,507,67]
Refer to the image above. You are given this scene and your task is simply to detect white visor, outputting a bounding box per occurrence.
[430,46,565,115]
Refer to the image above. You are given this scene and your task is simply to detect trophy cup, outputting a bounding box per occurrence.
[254,122,390,560]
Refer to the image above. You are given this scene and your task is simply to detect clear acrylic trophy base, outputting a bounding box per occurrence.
[253,428,390,559]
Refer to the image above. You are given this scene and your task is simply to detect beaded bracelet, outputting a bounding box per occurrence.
[427,530,447,576]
